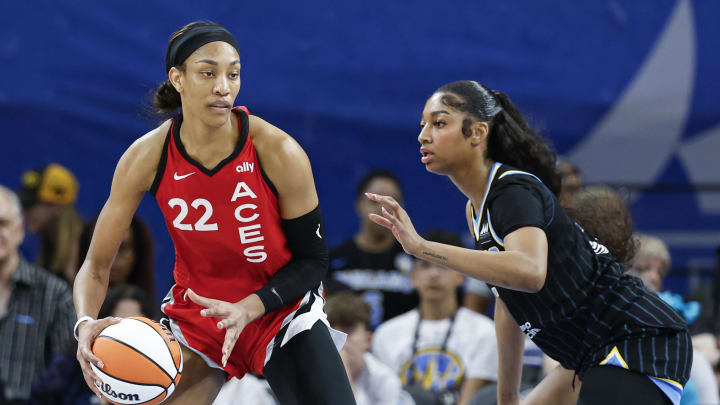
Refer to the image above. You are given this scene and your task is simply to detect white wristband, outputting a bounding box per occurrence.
[74,316,94,341]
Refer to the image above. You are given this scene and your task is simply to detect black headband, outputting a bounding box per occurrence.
[165,25,240,73]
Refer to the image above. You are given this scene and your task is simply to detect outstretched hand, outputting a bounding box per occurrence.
[186,289,265,367]
[365,193,424,257]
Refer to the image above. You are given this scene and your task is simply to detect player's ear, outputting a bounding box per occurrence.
[470,121,489,146]
[169,66,184,93]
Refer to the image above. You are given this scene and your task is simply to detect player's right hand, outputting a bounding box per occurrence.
[365,192,424,256]
[76,317,121,398]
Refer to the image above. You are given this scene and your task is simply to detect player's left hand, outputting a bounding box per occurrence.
[186,289,265,367]
[365,193,424,257]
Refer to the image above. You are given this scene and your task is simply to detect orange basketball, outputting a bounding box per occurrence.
[91,317,183,405]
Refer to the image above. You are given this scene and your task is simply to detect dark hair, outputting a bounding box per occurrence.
[567,186,637,265]
[99,285,157,320]
[79,214,156,301]
[325,292,371,330]
[355,169,403,201]
[432,81,561,196]
[153,21,223,115]
[422,229,462,248]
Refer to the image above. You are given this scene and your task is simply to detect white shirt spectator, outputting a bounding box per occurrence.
[689,348,719,405]
[465,277,492,297]
[212,374,278,405]
[353,352,403,405]
[372,307,497,392]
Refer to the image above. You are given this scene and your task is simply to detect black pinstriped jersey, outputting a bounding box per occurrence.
[471,163,691,391]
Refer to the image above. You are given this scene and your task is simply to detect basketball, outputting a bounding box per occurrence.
[90,317,183,405]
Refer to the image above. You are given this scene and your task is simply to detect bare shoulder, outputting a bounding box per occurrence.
[247,115,317,217]
[248,115,311,181]
[248,115,308,162]
[116,119,172,192]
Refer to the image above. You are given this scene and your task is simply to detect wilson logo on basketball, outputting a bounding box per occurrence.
[160,324,176,343]
[100,383,140,401]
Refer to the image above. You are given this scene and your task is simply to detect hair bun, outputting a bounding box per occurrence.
[153,80,181,115]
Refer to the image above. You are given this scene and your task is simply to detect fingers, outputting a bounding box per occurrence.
[97,316,121,332]
[368,213,393,229]
[200,306,230,319]
[78,349,104,397]
[82,371,104,398]
[365,193,402,211]
[381,206,397,223]
[80,343,104,369]
[187,289,218,308]
[78,320,116,367]
[221,328,241,367]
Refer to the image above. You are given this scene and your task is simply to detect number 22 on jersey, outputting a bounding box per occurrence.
[167,182,267,263]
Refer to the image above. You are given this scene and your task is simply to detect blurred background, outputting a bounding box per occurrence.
[1,0,717,301]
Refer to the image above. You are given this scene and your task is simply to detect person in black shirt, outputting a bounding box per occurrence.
[365,81,691,405]
[328,170,415,329]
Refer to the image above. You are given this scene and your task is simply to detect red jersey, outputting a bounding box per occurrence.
[152,107,301,377]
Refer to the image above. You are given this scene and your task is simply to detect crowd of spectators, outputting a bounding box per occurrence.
[1,164,719,405]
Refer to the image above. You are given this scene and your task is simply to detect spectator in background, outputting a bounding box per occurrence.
[373,230,497,405]
[628,234,719,405]
[0,185,75,402]
[27,285,156,405]
[326,291,402,405]
[78,215,156,302]
[98,284,157,320]
[568,185,637,265]
[627,234,671,292]
[212,374,279,405]
[463,276,492,316]
[328,169,415,329]
[17,164,83,284]
[557,159,582,208]
[688,246,720,390]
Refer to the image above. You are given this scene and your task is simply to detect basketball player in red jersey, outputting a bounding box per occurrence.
[73,22,356,404]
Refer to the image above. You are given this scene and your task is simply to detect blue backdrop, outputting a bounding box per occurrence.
[1,0,718,299]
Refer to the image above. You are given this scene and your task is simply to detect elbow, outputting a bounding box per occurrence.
[310,251,329,281]
[299,254,328,285]
[526,267,546,293]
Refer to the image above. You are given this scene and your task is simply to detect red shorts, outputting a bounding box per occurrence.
[161,284,323,378]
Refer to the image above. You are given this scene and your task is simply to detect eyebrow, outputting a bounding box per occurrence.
[195,59,241,66]
[430,110,450,116]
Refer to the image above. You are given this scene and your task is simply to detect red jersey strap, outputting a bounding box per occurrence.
[234,105,249,114]
[150,127,172,196]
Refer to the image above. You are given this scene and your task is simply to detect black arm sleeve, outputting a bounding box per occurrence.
[488,176,554,239]
[255,205,328,314]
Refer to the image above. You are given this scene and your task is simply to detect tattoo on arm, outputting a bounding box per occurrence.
[91,269,102,282]
[422,251,447,261]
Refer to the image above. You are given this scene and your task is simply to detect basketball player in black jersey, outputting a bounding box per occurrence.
[366,81,691,405]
